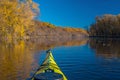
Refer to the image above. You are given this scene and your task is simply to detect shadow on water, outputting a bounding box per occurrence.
[89,38,120,59]
[0,37,88,80]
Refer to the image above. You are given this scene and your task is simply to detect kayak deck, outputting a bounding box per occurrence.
[32,50,67,80]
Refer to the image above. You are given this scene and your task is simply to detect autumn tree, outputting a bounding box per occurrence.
[0,0,39,40]
[89,14,120,37]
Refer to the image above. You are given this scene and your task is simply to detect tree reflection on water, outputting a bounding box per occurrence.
[89,38,120,59]
[0,38,88,80]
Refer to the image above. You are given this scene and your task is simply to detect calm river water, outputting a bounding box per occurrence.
[0,38,120,80]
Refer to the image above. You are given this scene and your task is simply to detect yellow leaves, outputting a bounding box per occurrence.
[64,28,79,32]
[0,0,39,39]
[41,22,56,28]
[32,3,39,9]
[63,27,88,35]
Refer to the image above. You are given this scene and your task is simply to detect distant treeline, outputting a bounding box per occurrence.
[29,21,88,38]
[89,14,120,37]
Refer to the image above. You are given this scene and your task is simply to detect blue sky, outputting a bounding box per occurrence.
[33,0,120,29]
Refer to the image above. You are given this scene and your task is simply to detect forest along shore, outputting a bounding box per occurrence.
[89,14,120,38]
[26,21,89,41]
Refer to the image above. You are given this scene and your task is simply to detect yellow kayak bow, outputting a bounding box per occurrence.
[31,50,67,80]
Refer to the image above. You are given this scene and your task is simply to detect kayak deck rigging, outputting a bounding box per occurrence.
[31,50,67,80]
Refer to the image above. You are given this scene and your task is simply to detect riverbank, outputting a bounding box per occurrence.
[27,21,88,40]
[0,21,88,42]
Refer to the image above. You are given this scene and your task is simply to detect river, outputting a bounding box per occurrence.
[0,38,120,80]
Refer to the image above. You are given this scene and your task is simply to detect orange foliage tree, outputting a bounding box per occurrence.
[0,0,39,40]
